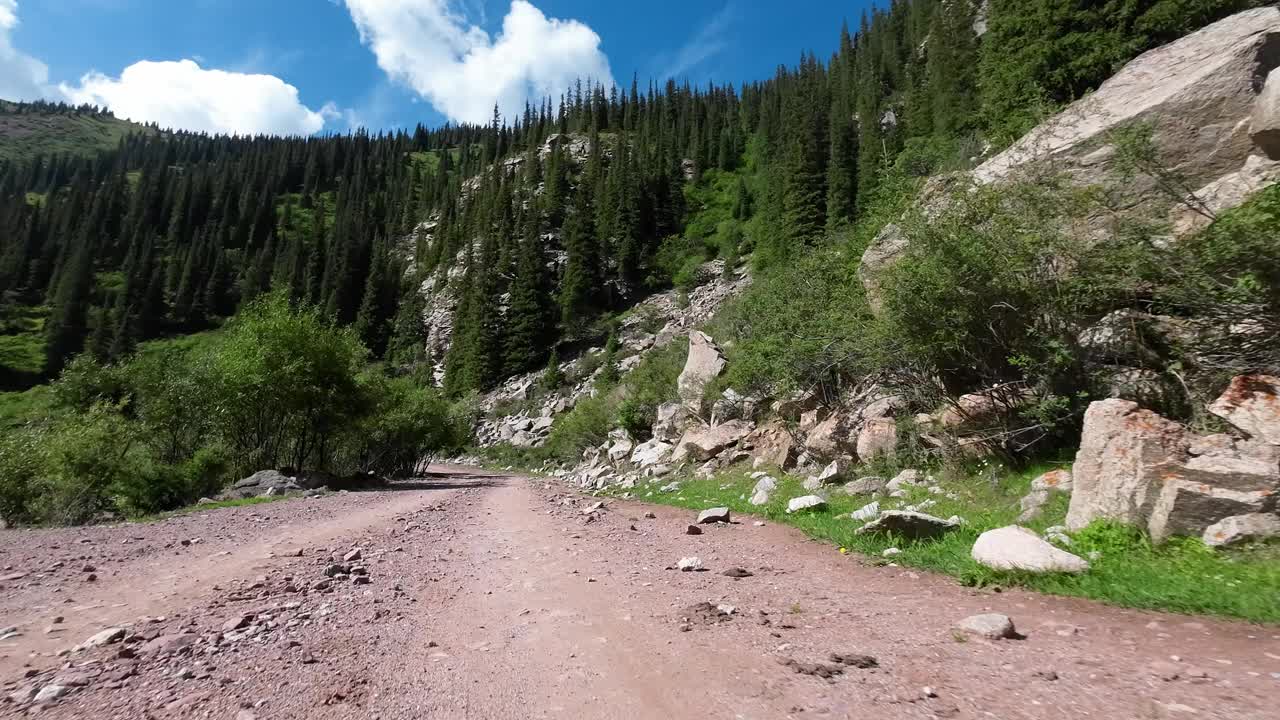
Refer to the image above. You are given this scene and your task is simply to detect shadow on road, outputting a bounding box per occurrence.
[385,471,509,492]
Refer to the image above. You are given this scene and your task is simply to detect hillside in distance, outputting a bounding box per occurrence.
[0,101,153,163]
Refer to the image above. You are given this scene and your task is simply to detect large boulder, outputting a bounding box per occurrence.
[974,7,1280,221]
[652,402,689,443]
[972,526,1090,574]
[804,412,859,461]
[670,420,754,464]
[677,331,727,413]
[1208,375,1280,445]
[630,439,673,468]
[1068,398,1280,542]
[861,8,1280,300]
[856,418,898,460]
[225,470,302,499]
[1065,400,1188,530]
[746,422,797,470]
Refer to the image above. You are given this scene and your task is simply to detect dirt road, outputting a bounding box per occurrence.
[1,466,1276,719]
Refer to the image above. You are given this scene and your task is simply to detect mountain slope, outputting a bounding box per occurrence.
[0,101,152,163]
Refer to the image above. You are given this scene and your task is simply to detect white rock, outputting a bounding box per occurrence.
[850,502,881,523]
[972,526,1089,574]
[34,685,69,703]
[1202,513,1280,547]
[750,475,777,506]
[786,495,827,514]
[677,557,703,572]
[697,507,731,524]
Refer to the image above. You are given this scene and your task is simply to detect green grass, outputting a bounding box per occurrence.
[0,105,152,163]
[604,464,1280,624]
[138,494,291,522]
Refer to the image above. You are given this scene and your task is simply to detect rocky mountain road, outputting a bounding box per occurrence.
[1,466,1276,719]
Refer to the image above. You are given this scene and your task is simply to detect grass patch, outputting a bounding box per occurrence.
[606,465,1280,624]
[138,494,291,522]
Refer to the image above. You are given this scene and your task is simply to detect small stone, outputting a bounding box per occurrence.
[685,525,703,535]
[881,547,901,558]
[34,685,69,703]
[343,548,363,563]
[722,568,753,578]
[79,627,126,649]
[677,557,703,572]
[221,614,253,633]
[954,613,1020,640]
[644,512,657,519]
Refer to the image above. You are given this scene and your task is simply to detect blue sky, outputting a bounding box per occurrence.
[0,0,873,135]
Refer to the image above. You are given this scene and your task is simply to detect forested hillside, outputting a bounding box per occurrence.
[1,0,1273,525]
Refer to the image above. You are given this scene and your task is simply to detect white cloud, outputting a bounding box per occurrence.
[0,0,52,101]
[59,60,328,136]
[342,0,614,125]
[659,3,734,81]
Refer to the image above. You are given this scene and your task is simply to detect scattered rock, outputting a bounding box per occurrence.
[671,420,755,463]
[221,614,254,633]
[971,526,1090,574]
[34,685,69,703]
[843,476,888,496]
[881,547,901,558]
[777,656,845,679]
[677,557,704,572]
[955,613,1021,640]
[1202,513,1280,547]
[78,627,126,650]
[697,507,731,524]
[750,475,778,506]
[685,525,703,536]
[829,652,879,668]
[850,502,881,523]
[722,567,754,578]
[343,548,363,563]
[786,495,827,514]
[857,511,958,540]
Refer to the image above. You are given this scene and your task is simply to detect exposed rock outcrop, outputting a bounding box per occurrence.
[861,8,1280,301]
[677,331,727,414]
[1067,383,1280,543]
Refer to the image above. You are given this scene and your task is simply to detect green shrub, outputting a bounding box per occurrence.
[545,395,613,461]
[615,342,685,440]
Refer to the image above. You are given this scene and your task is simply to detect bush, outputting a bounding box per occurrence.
[615,342,685,440]
[545,395,613,461]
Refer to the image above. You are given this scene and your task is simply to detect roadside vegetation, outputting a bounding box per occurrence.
[607,466,1280,624]
[0,293,471,527]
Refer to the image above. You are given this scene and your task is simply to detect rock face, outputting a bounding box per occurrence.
[1068,393,1280,542]
[856,418,898,460]
[861,8,1280,300]
[972,526,1090,574]
[975,7,1280,219]
[652,402,689,443]
[1208,375,1280,444]
[1066,399,1188,530]
[804,412,859,460]
[747,422,796,470]
[670,420,754,464]
[856,511,958,540]
[677,331,727,413]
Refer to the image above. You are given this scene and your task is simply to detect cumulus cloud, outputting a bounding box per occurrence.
[0,0,52,101]
[342,0,615,125]
[59,60,328,136]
